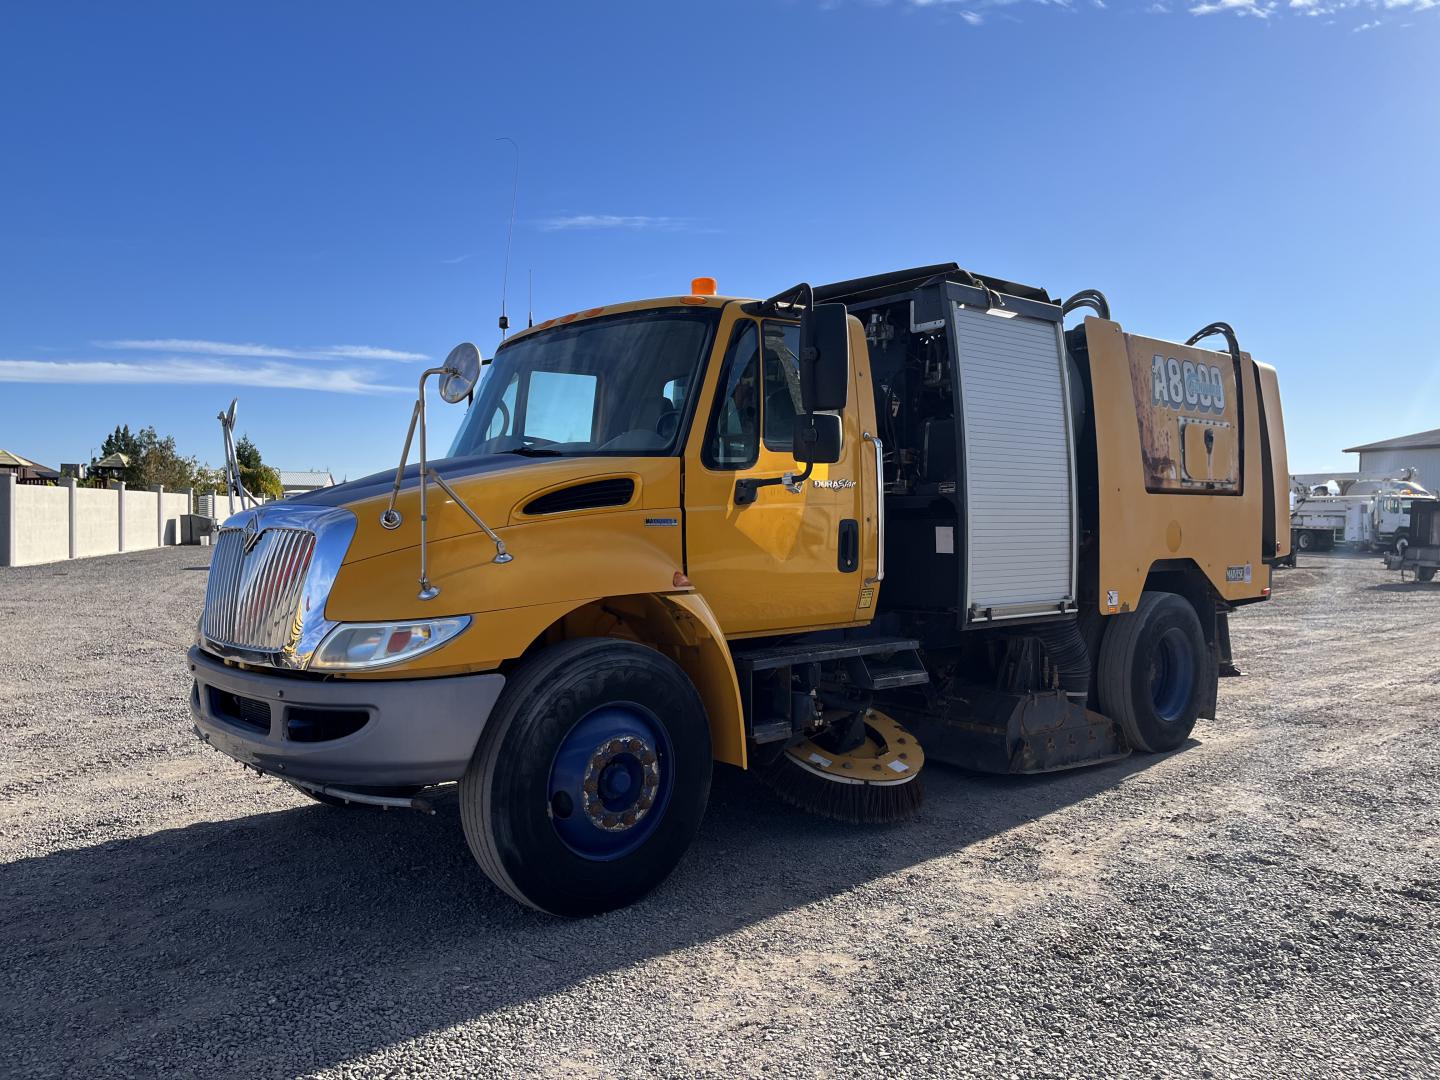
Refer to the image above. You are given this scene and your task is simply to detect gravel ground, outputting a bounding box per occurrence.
[2,546,1437,1079]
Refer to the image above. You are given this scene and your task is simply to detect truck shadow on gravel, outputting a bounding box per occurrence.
[1,751,1177,1078]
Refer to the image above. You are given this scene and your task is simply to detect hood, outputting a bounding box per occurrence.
[294,453,677,565]
[289,453,519,509]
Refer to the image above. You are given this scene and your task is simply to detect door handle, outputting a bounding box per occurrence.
[838,519,859,573]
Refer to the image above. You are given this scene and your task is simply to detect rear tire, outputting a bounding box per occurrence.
[1416,566,1435,582]
[1098,592,1213,753]
[460,638,711,917]
[1296,530,1314,551]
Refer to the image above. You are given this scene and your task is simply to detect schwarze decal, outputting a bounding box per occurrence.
[1150,355,1227,414]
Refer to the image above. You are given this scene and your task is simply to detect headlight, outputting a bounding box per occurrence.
[309,617,471,671]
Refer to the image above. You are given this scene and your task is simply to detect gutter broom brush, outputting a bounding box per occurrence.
[756,709,925,824]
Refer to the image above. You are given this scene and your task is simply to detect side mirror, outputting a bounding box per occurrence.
[438,342,483,404]
[793,413,843,465]
[799,303,850,413]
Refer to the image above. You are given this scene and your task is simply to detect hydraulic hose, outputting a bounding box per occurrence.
[1061,289,1110,321]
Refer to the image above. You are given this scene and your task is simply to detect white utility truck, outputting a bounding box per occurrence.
[1289,477,1433,554]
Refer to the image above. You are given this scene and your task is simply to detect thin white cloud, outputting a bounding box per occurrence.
[320,345,430,361]
[96,338,429,362]
[908,0,987,11]
[0,358,408,395]
[1190,0,1272,15]
[440,253,474,265]
[539,215,688,232]
[865,0,1433,25]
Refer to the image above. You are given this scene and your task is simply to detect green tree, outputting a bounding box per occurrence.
[132,427,202,491]
[94,425,145,485]
[193,463,227,493]
[234,435,283,500]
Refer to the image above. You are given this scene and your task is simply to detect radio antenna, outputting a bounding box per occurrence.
[528,268,534,328]
[497,137,519,339]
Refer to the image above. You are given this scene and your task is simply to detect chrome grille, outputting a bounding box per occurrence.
[202,526,316,652]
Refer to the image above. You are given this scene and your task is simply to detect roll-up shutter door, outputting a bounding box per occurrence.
[953,304,1076,620]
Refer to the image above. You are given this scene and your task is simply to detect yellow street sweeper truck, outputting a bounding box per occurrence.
[188,263,1289,915]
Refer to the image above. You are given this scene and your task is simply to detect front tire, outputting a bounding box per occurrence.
[460,638,712,916]
[1296,530,1314,551]
[1098,592,1213,753]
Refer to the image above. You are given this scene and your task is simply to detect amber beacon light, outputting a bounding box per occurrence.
[690,276,717,296]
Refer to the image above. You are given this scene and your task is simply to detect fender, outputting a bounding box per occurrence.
[513,591,748,769]
[658,592,747,769]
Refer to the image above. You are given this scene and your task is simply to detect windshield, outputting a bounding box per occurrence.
[448,308,720,459]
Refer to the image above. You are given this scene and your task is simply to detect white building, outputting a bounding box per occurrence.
[1343,429,1440,493]
[279,469,335,497]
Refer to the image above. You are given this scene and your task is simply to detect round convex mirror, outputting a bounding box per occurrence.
[439,343,483,404]
[225,398,239,429]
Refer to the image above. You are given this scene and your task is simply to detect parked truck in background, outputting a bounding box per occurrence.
[1384,498,1440,581]
[186,262,1290,916]
[1289,477,1433,555]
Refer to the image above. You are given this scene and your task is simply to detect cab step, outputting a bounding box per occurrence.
[732,637,930,744]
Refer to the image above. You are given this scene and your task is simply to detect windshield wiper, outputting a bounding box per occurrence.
[499,446,565,457]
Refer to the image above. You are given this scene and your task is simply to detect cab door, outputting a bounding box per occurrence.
[683,309,874,636]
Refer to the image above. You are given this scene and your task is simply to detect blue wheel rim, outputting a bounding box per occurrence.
[547,704,674,861]
[1149,627,1195,723]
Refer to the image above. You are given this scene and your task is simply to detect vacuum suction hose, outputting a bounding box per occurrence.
[1034,619,1091,702]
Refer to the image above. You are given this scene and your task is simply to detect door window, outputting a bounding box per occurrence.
[762,321,803,452]
[703,322,761,469]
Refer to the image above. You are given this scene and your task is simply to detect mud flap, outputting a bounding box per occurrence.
[1216,611,1242,682]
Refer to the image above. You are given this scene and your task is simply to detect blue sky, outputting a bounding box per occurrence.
[2,1,1436,481]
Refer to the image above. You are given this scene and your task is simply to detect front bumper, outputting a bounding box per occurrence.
[188,646,505,786]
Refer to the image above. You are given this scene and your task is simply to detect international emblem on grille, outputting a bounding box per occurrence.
[241,514,261,553]
[202,523,317,653]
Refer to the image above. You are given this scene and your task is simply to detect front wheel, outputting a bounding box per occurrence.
[460,638,712,916]
[1098,592,1214,753]
[1296,530,1314,551]
[1395,534,1410,559]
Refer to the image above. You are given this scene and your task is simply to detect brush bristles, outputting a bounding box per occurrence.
[756,752,925,825]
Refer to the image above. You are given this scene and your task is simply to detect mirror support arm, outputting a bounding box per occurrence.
[426,469,512,564]
[384,361,513,601]
[735,461,814,506]
[380,400,421,530]
[416,366,445,601]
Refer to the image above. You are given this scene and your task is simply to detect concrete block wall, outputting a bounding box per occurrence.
[73,485,121,559]
[0,475,196,567]
[11,483,69,566]
[122,487,157,552]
